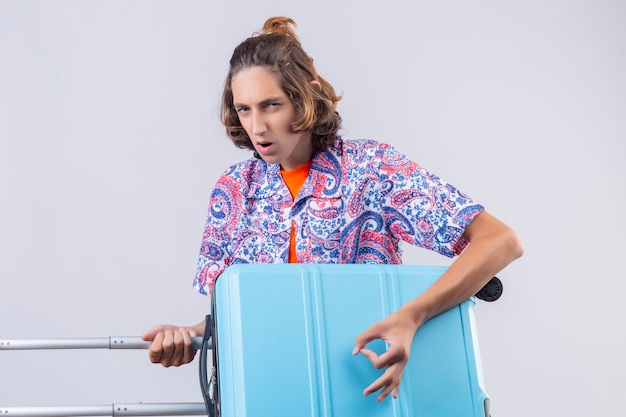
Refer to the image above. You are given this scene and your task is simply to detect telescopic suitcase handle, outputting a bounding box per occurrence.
[199,314,215,417]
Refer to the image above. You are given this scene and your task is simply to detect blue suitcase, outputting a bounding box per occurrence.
[200,264,491,417]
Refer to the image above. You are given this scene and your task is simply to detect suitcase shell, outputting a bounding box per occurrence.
[211,264,489,417]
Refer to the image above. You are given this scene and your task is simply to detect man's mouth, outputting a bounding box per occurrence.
[256,141,274,155]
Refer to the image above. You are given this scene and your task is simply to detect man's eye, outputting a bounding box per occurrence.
[236,107,249,114]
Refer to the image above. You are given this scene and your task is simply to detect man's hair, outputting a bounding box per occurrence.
[220,17,342,156]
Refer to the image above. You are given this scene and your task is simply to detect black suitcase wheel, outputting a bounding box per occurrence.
[475,276,503,302]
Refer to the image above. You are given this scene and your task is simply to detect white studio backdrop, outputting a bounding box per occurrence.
[1,1,625,416]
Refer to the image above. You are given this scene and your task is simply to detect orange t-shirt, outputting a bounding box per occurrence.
[281,161,312,263]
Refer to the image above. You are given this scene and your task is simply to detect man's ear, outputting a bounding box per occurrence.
[310,80,322,90]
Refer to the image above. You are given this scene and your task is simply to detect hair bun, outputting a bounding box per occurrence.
[261,16,301,44]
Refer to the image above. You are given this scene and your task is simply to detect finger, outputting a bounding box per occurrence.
[376,345,409,369]
[353,326,382,354]
[172,330,185,366]
[148,331,164,364]
[360,346,404,370]
[358,348,384,369]
[363,369,399,402]
[142,324,163,341]
[376,383,396,403]
[161,330,175,368]
[363,372,392,399]
[181,329,197,364]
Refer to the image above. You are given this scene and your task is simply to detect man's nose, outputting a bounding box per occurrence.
[251,112,267,136]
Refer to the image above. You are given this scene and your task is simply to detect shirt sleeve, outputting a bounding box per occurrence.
[375,143,484,257]
[192,171,243,295]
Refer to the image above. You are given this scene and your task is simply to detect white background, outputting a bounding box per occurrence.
[1,1,625,416]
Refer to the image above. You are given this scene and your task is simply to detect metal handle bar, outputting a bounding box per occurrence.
[1,338,211,416]
[0,336,208,350]
[0,402,207,417]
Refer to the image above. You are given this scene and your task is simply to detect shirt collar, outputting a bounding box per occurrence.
[245,138,344,200]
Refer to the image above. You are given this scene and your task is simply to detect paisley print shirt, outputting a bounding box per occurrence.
[193,138,484,295]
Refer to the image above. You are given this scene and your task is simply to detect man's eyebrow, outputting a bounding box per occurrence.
[260,96,283,105]
[233,96,284,108]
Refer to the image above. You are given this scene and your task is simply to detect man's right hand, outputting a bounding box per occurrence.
[141,320,205,367]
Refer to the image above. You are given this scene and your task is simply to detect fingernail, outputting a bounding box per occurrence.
[352,346,359,355]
